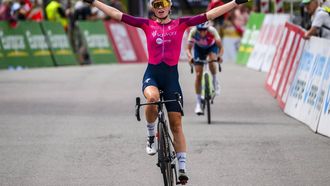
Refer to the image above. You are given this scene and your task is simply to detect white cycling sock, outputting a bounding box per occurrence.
[212,74,218,87]
[196,94,202,105]
[176,152,187,171]
[146,121,156,137]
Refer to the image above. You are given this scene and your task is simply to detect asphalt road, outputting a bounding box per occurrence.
[0,63,330,186]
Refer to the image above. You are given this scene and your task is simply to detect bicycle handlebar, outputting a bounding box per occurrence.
[135,93,184,122]
[190,58,222,74]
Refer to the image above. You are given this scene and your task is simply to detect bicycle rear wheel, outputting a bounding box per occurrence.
[204,74,211,124]
[158,122,174,186]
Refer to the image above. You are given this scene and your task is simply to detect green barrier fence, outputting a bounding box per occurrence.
[236,13,265,65]
[41,21,77,66]
[77,20,117,64]
[0,21,54,69]
[0,29,3,65]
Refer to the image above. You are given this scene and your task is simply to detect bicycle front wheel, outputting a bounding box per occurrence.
[204,74,211,124]
[158,122,174,186]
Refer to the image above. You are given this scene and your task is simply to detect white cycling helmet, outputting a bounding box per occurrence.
[149,0,172,6]
[196,21,210,30]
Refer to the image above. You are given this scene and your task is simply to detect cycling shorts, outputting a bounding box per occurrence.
[193,43,219,65]
[142,62,183,113]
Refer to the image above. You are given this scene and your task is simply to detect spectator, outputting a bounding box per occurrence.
[222,7,244,38]
[91,5,106,20]
[0,0,14,21]
[73,0,92,21]
[26,0,44,21]
[46,0,69,31]
[303,0,330,39]
[207,0,229,28]
[72,0,93,65]
[109,0,124,12]
[14,0,32,20]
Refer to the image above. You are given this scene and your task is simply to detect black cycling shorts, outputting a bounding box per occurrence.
[142,62,183,113]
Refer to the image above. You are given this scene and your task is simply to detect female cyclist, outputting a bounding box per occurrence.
[186,21,224,115]
[83,0,248,184]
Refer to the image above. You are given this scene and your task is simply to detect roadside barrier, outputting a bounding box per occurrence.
[236,13,265,65]
[245,16,330,137]
[41,21,76,66]
[285,37,330,134]
[0,21,54,69]
[247,14,289,72]
[0,21,76,69]
[265,22,305,106]
[104,21,141,63]
[77,20,117,64]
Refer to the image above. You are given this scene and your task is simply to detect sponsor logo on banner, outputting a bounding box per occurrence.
[285,37,330,133]
[324,86,330,114]
[317,57,330,137]
[1,35,28,57]
[26,31,50,56]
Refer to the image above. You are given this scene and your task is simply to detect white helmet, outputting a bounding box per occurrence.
[196,21,210,30]
[149,0,172,6]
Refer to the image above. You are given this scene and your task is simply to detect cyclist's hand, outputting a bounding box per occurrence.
[188,58,194,65]
[235,0,249,4]
[83,0,95,4]
[217,56,223,64]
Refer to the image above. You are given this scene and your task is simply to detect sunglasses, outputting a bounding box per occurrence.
[197,28,208,31]
[152,0,170,9]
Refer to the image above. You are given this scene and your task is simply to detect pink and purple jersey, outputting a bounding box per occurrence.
[121,14,207,66]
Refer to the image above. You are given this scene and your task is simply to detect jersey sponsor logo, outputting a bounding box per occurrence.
[145,78,151,84]
[156,38,163,44]
[152,31,157,38]
[156,38,171,45]
[157,31,177,37]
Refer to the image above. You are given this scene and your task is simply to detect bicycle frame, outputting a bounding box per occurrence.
[135,93,184,185]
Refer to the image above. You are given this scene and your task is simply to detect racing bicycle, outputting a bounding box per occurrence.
[190,58,221,124]
[135,92,185,186]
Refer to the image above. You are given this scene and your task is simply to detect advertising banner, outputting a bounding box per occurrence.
[236,13,265,65]
[104,21,138,63]
[127,26,148,62]
[271,30,296,97]
[265,23,305,104]
[0,26,3,65]
[0,21,53,69]
[261,14,289,72]
[78,20,117,64]
[247,14,289,71]
[317,57,330,137]
[277,30,305,109]
[246,14,273,70]
[265,27,289,96]
[284,42,315,127]
[285,37,330,132]
[41,21,77,66]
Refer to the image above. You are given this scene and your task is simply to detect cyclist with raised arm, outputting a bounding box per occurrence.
[83,0,248,184]
[186,22,224,115]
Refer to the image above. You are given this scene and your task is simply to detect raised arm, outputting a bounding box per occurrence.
[206,0,248,20]
[84,0,123,21]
